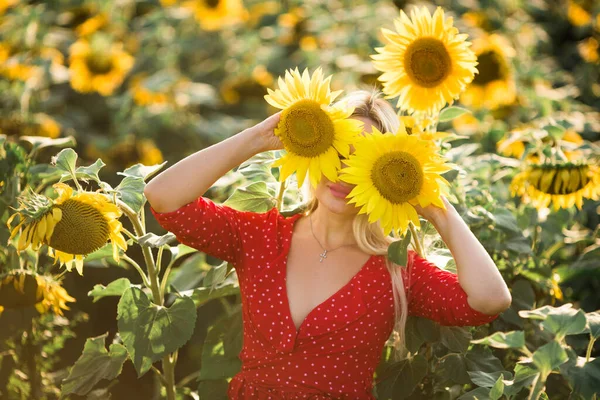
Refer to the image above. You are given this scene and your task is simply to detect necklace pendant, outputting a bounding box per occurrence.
[319,250,327,263]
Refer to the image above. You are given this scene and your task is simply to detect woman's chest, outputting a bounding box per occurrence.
[285,245,372,332]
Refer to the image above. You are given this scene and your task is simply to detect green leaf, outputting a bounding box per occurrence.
[61,333,128,396]
[440,325,472,353]
[532,340,568,378]
[471,331,525,349]
[375,353,427,400]
[75,158,106,184]
[52,148,79,183]
[387,230,412,266]
[541,306,588,341]
[137,232,176,248]
[585,312,600,339]
[439,106,470,122]
[117,162,167,182]
[88,278,133,303]
[543,124,566,140]
[467,370,512,388]
[196,379,230,400]
[182,275,240,307]
[223,181,276,212]
[115,175,146,213]
[561,356,600,399]
[457,387,490,400]
[117,287,197,376]
[491,208,520,233]
[199,306,243,380]
[203,261,229,289]
[437,353,471,385]
[20,135,76,154]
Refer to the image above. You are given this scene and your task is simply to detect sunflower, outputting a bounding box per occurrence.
[399,115,450,150]
[371,6,478,115]
[68,36,134,96]
[497,128,585,161]
[0,42,39,81]
[567,0,594,27]
[510,161,600,211]
[264,67,363,188]
[181,0,247,31]
[129,73,173,106]
[339,127,451,236]
[0,113,61,138]
[459,34,517,110]
[578,37,600,64]
[6,183,128,275]
[0,270,75,316]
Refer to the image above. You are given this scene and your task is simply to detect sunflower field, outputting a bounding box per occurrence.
[1,0,600,399]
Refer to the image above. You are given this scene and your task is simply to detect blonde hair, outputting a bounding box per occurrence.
[298,88,412,362]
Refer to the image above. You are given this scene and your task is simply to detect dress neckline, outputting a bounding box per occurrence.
[280,212,376,336]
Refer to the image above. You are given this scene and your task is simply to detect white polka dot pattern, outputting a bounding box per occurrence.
[149,196,501,399]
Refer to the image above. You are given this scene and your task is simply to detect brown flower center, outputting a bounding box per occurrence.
[404,38,452,88]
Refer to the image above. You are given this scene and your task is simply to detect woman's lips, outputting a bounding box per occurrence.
[329,184,352,199]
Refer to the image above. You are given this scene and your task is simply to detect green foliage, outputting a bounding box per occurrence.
[61,334,128,396]
[117,287,197,377]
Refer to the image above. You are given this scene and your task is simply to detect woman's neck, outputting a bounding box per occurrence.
[309,206,357,249]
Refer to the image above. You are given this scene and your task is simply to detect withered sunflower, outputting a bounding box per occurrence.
[7,183,128,275]
[371,6,478,115]
[339,127,451,236]
[510,161,600,211]
[264,67,363,188]
[459,34,517,110]
[0,270,75,316]
[68,36,134,96]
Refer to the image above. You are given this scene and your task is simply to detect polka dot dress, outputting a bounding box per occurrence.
[150,196,500,399]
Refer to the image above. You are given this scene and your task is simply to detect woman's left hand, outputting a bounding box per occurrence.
[413,195,455,225]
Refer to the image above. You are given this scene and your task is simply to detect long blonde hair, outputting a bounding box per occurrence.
[298,88,412,362]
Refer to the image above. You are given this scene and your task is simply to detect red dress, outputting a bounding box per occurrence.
[150,196,500,399]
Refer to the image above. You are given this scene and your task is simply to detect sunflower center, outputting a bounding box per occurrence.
[528,164,589,195]
[472,51,506,85]
[48,199,110,255]
[279,99,335,157]
[204,0,220,8]
[85,53,113,75]
[371,151,424,203]
[404,38,452,88]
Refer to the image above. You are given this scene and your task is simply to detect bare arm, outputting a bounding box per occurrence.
[144,112,283,213]
[427,198,512,315]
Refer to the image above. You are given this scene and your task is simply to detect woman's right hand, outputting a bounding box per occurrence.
[250,111,284,152]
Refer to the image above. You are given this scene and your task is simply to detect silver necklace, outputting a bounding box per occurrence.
[309,213,355,262]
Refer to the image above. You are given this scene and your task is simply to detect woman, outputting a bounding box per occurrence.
[144,89,512,399]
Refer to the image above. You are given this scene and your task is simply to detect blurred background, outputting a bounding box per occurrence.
[1,0,599,399]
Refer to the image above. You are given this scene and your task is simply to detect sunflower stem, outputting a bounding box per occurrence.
[156,246,164,274]
[276,178,286,211]
[120,227,137,242]
[408,222,424,258]
[116,199,177,400]
[586,335,596,362]
[121,253,151,288]
[159,260,174,301]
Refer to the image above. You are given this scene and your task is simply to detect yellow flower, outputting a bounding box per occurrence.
[0,42,39,81]
[399,115,449,150]
[510,161,600,211]
[451,112,479,136]
[129,74,173,106]
[264,67,363,188]
[181,0,248,31]
[69,37,134,96]
[371,6,478,115]
[459,33,516,110]
[247,1,281,27]
[0,113,61,138]
[0,0,18,15]
[6,183,128,275]
[75,13,109,36]
[339,127,451,236]
[567,0,593,26]
[578,37,600,63]
[0,270,75,316]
